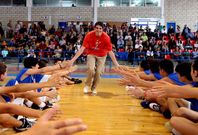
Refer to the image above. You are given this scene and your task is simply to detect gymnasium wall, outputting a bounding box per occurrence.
[0,6,161,28]
[0,7,28,28]
[98,7,161,22]
[31,7,93,26]
[0,0,197,31]
[164,0,198,31]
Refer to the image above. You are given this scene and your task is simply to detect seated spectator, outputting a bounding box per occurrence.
[1,47,9,62]
[125,33,132,50]
[117,36,124,49]
[53,46,62,58]
[146,47,154,58]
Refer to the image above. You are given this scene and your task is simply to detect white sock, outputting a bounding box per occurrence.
[39,96,47,102]
[25,100,33,107]
[17,115,24,120]
[38,102,46,108]
[172,128,181,135]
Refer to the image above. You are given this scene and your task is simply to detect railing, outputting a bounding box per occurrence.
[0,50,197,70]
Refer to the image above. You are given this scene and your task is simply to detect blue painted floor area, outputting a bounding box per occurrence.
[70,74,121,78]
[8,74,121,79]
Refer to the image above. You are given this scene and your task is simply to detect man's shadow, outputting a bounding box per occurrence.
[87,92,118,99]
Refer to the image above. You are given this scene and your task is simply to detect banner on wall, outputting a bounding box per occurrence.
[166,22,176,33]
[58,22,67,29]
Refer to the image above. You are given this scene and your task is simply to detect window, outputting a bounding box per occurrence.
[47,0,60,6]
[33,0,47,6]
[33,0,91,7]
[13,0,26,6]
[145,0,159,6]
[121,0,129,6]
[77,0,91,6]
[131,0,145,6]
[100,0,120,7]
[0,0,11,6]
[61,0,76,7]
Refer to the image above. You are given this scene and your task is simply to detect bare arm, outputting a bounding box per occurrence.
[151,84,198,98]
[137,72,157,81]
[0,83,49,94]
[25,61,69,75]
[170,116,198,135]
[177,86,198,98]
[14,91,57,99]
[26,64,61,75]
[0,75,63,94]
[108,51,119,67]
[0,103,42,118]
[70,46,86,64]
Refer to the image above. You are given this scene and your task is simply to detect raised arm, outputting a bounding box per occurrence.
[151,84,198,98]
[137,72,157,81]
[69,46,86,65]
[0,75,64,94]
[25,61,69,75]
[14,90,57,99]
[119,73,172,88]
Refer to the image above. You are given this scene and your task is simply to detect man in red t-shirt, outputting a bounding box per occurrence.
[69,22,119,95]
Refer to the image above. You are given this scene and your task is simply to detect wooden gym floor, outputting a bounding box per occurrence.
[2,78,171,135]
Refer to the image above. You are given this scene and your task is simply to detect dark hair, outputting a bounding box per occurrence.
[159,59,174,74]
[0,62,7,75]
[140,60,149,71]
[149,60,160,73]
[175,62,192,81]
[193,59,198,71]
[38,59,48,69]
[53,58,62,64]
[23,57,38,68]
[94,22,104,28]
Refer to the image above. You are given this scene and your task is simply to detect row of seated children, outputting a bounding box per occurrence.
[0,57,87,134]
[114,59,198,135]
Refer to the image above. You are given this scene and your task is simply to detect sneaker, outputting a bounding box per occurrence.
[31,103,40,110]
[74,79,82,84]
[71,78,82,84]
[125,85,134,91]
[41,101,53,110]
[45,101,53,107]
[92,89,97,96]
[149,103,161,112]
[42,105,52,110]
[140,100,150,108]
[163,110,172,119]
[14,118,35,132]
[26,118,37,122]
[31,102,53,110]
[83,86,89,94]
[49,95,60,103]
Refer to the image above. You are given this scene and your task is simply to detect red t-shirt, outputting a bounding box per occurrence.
[83,31,112,57]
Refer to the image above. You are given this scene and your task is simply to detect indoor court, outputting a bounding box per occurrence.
[2,78,170,135]
[0,0,197,134]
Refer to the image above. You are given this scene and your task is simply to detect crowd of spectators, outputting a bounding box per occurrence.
[0,20,197,64]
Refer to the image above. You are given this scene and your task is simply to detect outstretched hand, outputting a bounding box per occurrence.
[56,65,78,77]
[18,106,87,135]
[113,65,135,74]
[150,82,178,98]
[47,74,65,88]
[67,60,74,67]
